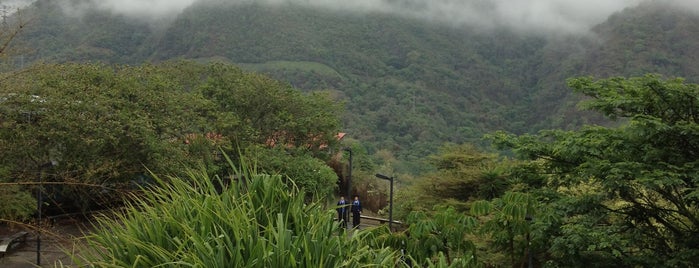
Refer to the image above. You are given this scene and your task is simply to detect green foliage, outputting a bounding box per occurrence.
[427,144,508,201]
[0,2,581,174]
[395,143,509,218]
[470,192,536,267]
[6,2,699,264]
[401,207,479,267]
[543,190,634,267]
[453,74,699,267]
[489,75,699,266]
[424,251,479,268]
[0,62,213,211]
[0,61,342,216]
[246,146,338,200]
[1,62,205,175]
[0,184,35,222]
[587,2,699,81]
[199,62,342,155]
[77,160,398,267]
[14,1,699,176]
[238,60,342,78]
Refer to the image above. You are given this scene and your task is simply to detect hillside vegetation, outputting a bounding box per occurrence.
[0,61,341,218]
[12,1,699,172]
[2,1,698,266]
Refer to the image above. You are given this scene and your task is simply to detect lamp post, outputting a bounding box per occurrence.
[374,173,394,231]
[343,148,352,230]
[37,160,57,266]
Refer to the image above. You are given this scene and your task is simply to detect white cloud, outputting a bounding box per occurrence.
[46,0,699,34]
[668,0,699,14]
[93,0,197,18]
[487,0,644,33]
[0,0,35,9]
[264,0,647,34]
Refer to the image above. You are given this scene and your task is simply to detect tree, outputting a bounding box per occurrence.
[393,207,479,267]
[470,192,538,268]
[0,61,343,216]
[395,143,508,218]
[199,63,342,157]
[245,145,338,200]
[489,74,699,266]
[0,63,219,212]
[0,7,33,222]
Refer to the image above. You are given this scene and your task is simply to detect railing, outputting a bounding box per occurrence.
[0,231,28,256]
[360,215,402,226]
[334,215,403,226]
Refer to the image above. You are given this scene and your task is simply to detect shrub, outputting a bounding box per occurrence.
[247,146,338,201]
[74,162,398,267]
[0,184,36,222]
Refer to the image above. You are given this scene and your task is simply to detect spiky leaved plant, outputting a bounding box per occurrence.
[72,158,398,267]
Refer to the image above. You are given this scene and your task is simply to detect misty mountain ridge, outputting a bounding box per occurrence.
[10,0,699,172]
[28,0,699,35]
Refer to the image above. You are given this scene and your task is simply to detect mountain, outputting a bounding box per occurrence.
[588,1,699,80]
[10,0,699,173]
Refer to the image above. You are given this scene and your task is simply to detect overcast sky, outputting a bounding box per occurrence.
[43,0,699,34]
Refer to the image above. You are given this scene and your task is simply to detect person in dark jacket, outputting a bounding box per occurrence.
[337,196,348,228]
[351,195,362,228]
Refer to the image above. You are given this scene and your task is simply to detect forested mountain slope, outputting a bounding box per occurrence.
[12,0,699,172]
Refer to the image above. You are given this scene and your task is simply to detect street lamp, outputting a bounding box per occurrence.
[374,173,394,231]
[343,147,352,230]
[37,160,57,266]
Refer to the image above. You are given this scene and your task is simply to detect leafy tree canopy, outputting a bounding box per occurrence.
[0,61,342,215]
[489,74,699,266]
[395,143,508,217]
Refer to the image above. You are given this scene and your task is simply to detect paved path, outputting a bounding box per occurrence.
[0,222,88,268]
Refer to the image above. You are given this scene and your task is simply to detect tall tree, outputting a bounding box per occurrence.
[395,143,507,217]
[0,61,343,216]
[198,63,342,156]
[489,74,699,266]
[0,63,218,211]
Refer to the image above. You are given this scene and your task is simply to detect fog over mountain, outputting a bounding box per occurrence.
[0,0,33,9]
[44,0,698,35]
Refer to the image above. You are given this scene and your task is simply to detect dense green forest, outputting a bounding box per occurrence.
[11,0,698,174]
[47,73,697,267]
[1,0,698,266]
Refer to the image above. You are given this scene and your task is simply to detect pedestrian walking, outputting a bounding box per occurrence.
[351,195,362,228]
[337,196,348,228]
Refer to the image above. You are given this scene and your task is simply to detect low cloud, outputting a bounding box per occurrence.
[49,0,697,34]
[667,0,699,14]
[1,0,35,9]
[93,0,197,18]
